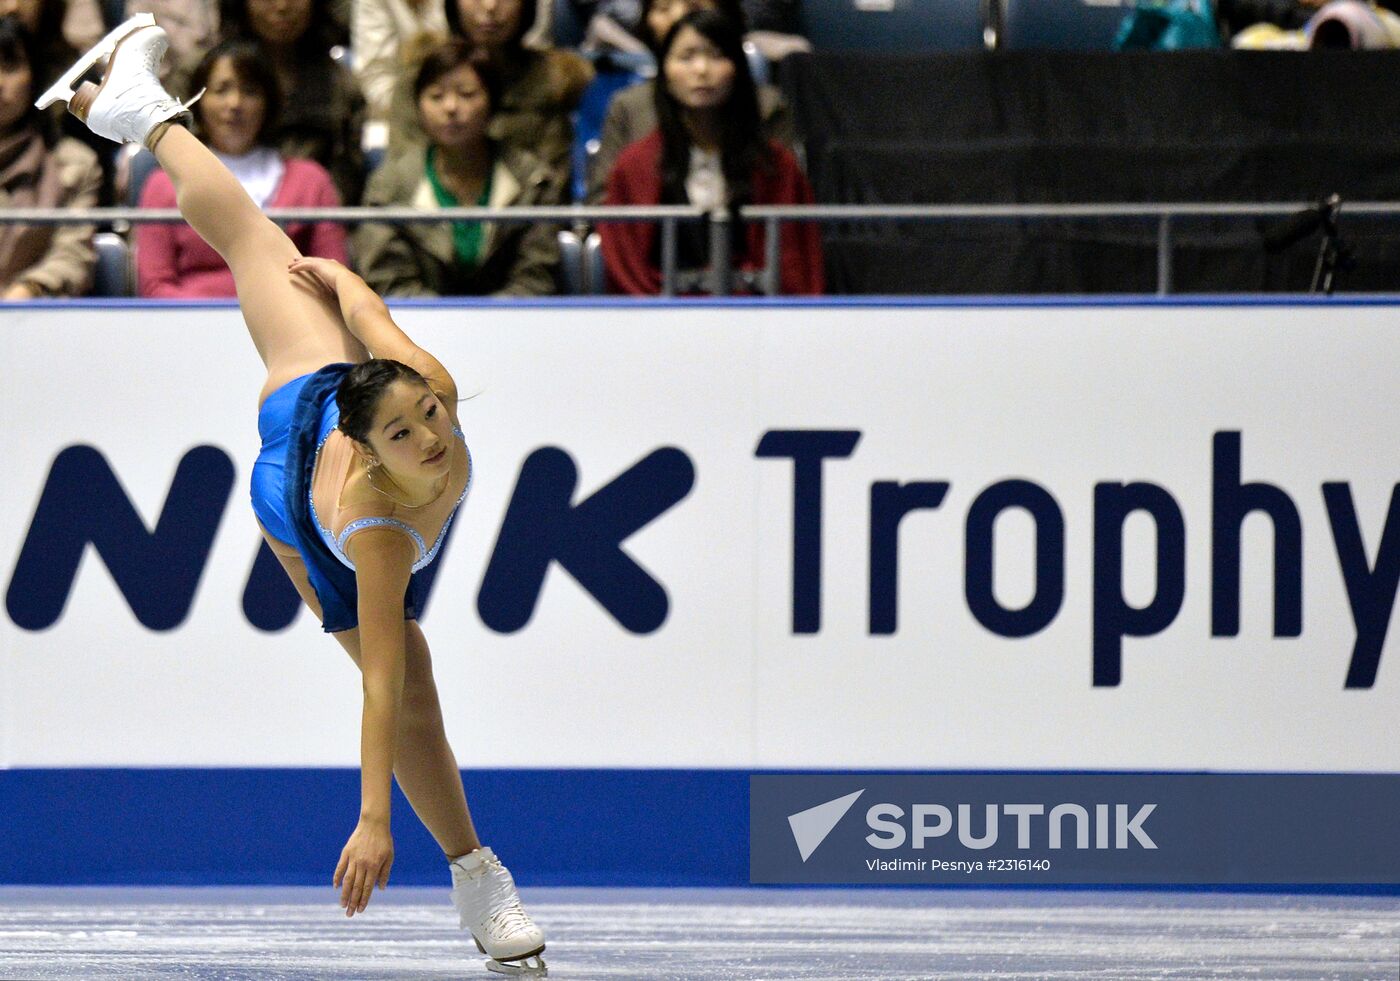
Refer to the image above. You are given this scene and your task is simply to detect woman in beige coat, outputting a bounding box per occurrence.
[0,15,98,299]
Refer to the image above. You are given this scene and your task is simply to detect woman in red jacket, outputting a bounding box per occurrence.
[600,8,823,295]
[136,38,347,298]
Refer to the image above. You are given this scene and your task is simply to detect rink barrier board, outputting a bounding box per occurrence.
[3,299,1399,888]
[2,767,1398,890]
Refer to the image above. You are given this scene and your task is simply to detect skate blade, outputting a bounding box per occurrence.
[485,954,547,977]
[35,12,156,109]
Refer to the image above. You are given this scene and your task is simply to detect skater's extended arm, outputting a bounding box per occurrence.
[332,527,416,917]
[289,256,459,403]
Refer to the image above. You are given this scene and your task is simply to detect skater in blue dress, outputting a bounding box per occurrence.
[40,15,546,976]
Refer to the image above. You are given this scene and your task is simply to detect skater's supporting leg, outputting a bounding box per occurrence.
[395,621,483,859]
[260,532,483,857]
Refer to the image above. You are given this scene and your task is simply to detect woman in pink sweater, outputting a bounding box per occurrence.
[136,37,347,297]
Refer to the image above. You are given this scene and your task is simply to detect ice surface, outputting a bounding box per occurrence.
[0,886,1395,980]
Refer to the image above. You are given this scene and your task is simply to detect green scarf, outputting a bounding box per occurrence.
[426,146,494,268]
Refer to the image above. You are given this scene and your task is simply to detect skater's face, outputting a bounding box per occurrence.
[0,55,32,132]
[198,57,267,156]
[418,62,491,151]
[455,0,522,50]
[646,0,716,47]
[362,381,455,479]
[246,0,312,44]
[663,25,734,112]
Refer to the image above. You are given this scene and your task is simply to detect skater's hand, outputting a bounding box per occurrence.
[288,256,349,298]
[333,818,394,917]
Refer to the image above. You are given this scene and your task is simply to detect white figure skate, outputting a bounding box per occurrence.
[450,847,547,977]
[35,13,200,147]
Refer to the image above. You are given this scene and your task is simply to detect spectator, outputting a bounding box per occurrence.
[126,0,220,81]
[0,16,99,299]
[585,0,791,204]
[600,9,821,295]
[571,0,650,63]
[137,39,347,298]
[356,38,563,296]
[387,0,592,176]
[0,0,104,86]
[1223,0,1400,45]
[351,0,447,150]
[217,0,367,203]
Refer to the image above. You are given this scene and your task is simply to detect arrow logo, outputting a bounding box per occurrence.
[787,789,864,862]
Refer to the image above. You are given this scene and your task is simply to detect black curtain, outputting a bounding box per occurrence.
[783,50,1400,294]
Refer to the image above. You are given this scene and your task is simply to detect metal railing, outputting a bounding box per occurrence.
[0,201,1397,296]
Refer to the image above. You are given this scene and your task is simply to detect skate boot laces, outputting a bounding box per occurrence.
[477,854,538,940]
[485,895,535,940]
[451,849,545,959]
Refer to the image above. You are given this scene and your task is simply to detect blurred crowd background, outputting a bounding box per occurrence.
[0,0,1397,300]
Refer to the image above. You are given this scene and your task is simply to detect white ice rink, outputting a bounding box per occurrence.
[0,887,1396,979]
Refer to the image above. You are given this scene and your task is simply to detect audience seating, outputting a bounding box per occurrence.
[91,231,133,297]
[993,0,1132,50]
[552,0,588,48]
[121,146,160,207]
[797,0,985,52]
[582,230,605,294]
[557,229,585,293]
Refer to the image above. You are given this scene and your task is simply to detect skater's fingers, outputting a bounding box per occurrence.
[288,265,332,296]
[333,849,349,890]
[342,864,366,916]
[377,861,391,890]
[355,865,377,912]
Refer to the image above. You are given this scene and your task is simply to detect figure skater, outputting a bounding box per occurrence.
[38,14,546,977]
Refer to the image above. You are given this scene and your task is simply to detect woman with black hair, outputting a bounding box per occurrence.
[388,0,591,179]
[599,8,821,295]
[584,0,791,204]
[216,0,366,203]
[137,37,348,297]
[0,14,99,299]
[40,14,546,976]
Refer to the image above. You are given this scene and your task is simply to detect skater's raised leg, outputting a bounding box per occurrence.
[148,125,369,398]
[43,16,367,400]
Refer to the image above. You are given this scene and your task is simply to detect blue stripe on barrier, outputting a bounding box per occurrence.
[0,768,748,888]
[2,769,1399,892]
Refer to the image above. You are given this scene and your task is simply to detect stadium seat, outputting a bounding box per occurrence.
[121,146,160,206]
[552,0,587,48]
[571,66,646,201]
[993,0,1132,50]
[744,41,771,86]
[91,232,132,297]
[797,0,985,52]
[583,231,605,294]
[558,229,585,293]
